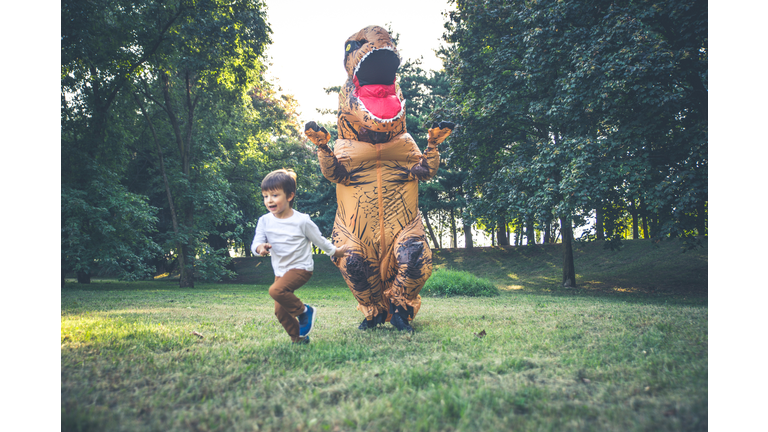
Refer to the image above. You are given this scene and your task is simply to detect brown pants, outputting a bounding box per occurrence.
[269,269,313,342]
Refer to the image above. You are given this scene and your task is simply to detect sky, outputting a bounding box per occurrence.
[263,0,456,124]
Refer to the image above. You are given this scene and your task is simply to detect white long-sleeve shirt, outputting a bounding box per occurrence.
[250,210,337,277]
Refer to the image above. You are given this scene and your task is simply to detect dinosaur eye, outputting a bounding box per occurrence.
[344,40,367,65]
[345,40,364,53]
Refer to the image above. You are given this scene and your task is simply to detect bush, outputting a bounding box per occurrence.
[422,268,499,297]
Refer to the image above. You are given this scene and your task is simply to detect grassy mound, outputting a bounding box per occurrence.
[422,268,499,297]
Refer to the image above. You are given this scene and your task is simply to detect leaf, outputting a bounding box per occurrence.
[475,329,487,338]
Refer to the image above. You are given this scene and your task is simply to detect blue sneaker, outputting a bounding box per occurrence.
[298,305,317,337]
[293,335,310,345]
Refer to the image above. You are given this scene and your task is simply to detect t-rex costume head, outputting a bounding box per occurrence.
[305,25,454,332]
[337,26,407,142]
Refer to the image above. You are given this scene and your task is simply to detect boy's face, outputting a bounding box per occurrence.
[262,188,294,219]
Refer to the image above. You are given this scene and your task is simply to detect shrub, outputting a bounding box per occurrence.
[422,268,499,297]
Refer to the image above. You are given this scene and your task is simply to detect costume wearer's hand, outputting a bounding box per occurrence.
[427,121,456,148]
[333,244,350,258]
[305,121,331,147]
[255,243,272,256]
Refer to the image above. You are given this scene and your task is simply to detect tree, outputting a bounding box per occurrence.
[61,169,161,285]
[397,59,471,249]
[442,0,707,286]
[61,0,190,282]
[62,0,289,285]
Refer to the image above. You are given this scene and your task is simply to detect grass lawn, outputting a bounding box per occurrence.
[61,238,707,431]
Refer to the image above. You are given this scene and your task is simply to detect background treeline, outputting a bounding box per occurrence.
[61,0,706,288]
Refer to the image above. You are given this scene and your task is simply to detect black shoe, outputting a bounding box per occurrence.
[358,312,387,330]
[374,312,387,326]
[389,303,414,331]
[390,313,413,332]
[389,306,414,332]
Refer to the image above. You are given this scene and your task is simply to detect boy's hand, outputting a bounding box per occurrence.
[333,244,350,258]
[255,243,272,256]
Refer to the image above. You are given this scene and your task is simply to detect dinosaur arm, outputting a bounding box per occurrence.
[305,121,351,185]
[411,149,438,181]
[411,121,455,181]
[427,121,455,148]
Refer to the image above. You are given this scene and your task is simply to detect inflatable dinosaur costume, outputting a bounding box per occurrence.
[305,25,454,331]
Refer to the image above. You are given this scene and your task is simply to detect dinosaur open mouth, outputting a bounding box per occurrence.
[353,48,404,122]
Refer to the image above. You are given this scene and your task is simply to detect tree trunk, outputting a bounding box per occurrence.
[526,218,536,245]
[160,70,200,288]
[178,203,196,287]
[697,199,707,236]
[424,211,440,249]
[450,208,457,249]
[560,216,576,288]
[641,198,649,239]
[595,207,604,240]
[135,91,192,287]
[463,219,473,249]
[650,214,658,239]
[543,219,551,244]
[497,218,509,246]
[630,199,639,240]
[77,270,91,284]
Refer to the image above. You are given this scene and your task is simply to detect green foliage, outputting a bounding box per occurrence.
[443,0,707,235]
[441,0,707,281]
[61,165,162,281]
[61,0,308,284]
[394,57,471,247]
[422,268,499,297]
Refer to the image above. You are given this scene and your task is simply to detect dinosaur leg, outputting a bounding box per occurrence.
[385,216,433,321]
[333,247,388,324]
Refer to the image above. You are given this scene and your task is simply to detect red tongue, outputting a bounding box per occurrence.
[355,80,401,120]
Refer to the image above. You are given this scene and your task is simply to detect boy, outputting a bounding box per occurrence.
[251,169,348,344]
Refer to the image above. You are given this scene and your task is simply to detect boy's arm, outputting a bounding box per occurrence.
[301,215,338,256]
[304,121,351,185]
[250,218,270,255]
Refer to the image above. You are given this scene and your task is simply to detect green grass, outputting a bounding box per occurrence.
[422,268,499,297]
[62,238,707,431]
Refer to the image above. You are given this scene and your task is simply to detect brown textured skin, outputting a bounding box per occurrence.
[305,26,452,323]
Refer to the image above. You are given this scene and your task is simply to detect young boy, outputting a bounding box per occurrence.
[250,169,348,344]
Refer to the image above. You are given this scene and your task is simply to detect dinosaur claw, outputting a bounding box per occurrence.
[438,121,456,130]
[305,121,319,132]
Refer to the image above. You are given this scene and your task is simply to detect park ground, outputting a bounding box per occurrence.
[61,238,707,431]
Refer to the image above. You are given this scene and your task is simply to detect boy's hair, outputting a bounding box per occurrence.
[261,169,297,207]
